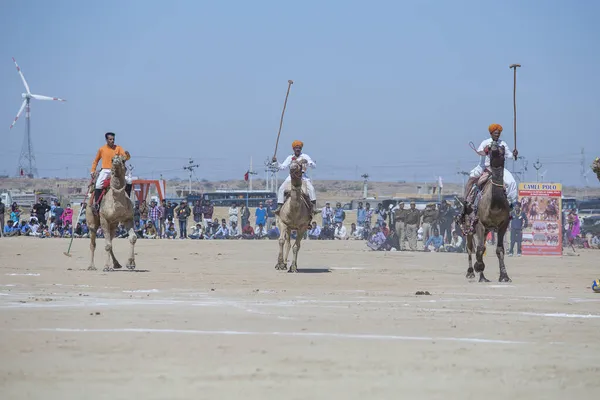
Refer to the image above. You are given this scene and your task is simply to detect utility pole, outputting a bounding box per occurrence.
[457,171,470,187]
[183,158,199,196]
[533,158,542,183]
[265,157,279,193]
[361,173,369,199]
[247,157,258,191]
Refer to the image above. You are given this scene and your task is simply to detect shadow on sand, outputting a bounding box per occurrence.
[293,268,331,274]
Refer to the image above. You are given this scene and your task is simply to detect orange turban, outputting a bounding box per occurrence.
[488,123,503,133]
[292,140,303,149]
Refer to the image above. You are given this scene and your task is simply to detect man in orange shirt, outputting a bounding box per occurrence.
[91,132,131,210]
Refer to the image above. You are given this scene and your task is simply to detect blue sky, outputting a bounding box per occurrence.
[1,0,599,186]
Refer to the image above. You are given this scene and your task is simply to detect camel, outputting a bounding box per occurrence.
[86,154,137,271]
[461,141,512,282]
[275,158,313,273]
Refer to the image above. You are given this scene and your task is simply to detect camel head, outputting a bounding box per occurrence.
[488,140,505,169]
[289,158,306,185]
[111,154,127,177]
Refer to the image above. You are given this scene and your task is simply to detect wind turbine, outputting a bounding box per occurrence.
[9,57,66,178]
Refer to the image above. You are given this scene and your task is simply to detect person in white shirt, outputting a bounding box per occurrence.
[463,123,519,212]
[308,221,321,239]
[272,140,317,214]
[334,222,347,240]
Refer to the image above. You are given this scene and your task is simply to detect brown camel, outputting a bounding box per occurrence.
[275,158,313,273]
[461,141,512,282]
[86,155,137,271]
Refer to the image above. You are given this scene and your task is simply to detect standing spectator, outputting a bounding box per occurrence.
[62,204,74,226]
[193,200,203,225]
[265,199,276,230]
[139,200,148,227]
[53,202,64,227]
[201,201,214,230]
[508,202,528,256]
[393,202,407,249]
[158,200,167,238]
[239,203,250,228]
[10,203,21,225]
[333,202,346,225]
[437,200,454,244]
[133,202,141,227]
[404,201,422,251]
[321,202,333,227]
[421,203,438,244]
[364,202,374,232]
[0,199,5,237]
[174,200,191,239]
[228,203,239,227]
[356,202,366,229]
[148,200,163,233]
[375,203,387,227]
[255,202,267,228]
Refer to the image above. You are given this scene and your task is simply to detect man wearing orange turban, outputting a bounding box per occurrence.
[459,124,520,223]
[271,140,317,214]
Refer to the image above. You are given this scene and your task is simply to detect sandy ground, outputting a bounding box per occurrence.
[1,237,599,400]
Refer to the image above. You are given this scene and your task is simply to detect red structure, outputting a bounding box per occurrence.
[131,179,167,203]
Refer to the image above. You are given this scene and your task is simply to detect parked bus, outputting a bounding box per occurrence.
[187,190,277,207]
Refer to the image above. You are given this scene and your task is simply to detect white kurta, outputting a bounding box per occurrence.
[469,138,517,204]
[95,168,133,189]
[275,153,316,203]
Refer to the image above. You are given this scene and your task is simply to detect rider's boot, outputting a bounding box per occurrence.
[273,203,283,215]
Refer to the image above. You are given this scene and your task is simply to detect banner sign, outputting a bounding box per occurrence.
[517,183,562,256]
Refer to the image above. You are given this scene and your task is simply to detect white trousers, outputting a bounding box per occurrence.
[95,168,132,189]
[277,176,316,204]
[469,165,517,204]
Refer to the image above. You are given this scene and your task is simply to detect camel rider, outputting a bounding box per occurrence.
[463,123,519,211]
[272,140,317,214]
[91,132,132,210]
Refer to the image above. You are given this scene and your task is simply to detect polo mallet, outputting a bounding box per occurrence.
[509,64,521,159]
[63,202,87,257]
[273,79,294,159]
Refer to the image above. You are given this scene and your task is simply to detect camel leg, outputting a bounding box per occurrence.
[496,223,511,282]
[88,228,97,271]
[465,233,475,279]
[275,224,288,270]
[108,223,122,270]
[288,228,306,273]
[124,218,137,270]
[102,219,119,271]
[474,224,490,283]
[283,229,292,271]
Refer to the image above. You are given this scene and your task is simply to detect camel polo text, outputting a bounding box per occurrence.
[521,184,559,190]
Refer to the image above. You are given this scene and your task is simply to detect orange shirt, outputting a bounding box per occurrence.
[91,144,127,172]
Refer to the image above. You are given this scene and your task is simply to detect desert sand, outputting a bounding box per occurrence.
[1,237,599,399]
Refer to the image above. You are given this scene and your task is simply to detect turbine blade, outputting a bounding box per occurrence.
[9,100,27,130]
[12,57,31,94]
[30,94,66,102]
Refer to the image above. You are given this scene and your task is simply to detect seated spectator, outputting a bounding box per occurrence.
[229,222,242,239]
[213,221,230,239]
[267,222,279,240]
[143,221,158,239]
[255,223,267,239]
[424,228,445,252]
[445,230,464,253]
[334,222,347,240]
[3,220,20,237]
[380,222,389,237]
[96,227,105,238]
[308,221,321,240]
[74,222,84,238]
[591,234,600,249]
[63,221,73,238]
[366,227,387,251]
[189,223,204,239]
[242,224,255,240]
[81,221,90,238]
[20,220,32,236]
[30,219,41,237]
[165,222,177,239]
[349,223,363,240]
[116,223,128,238]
